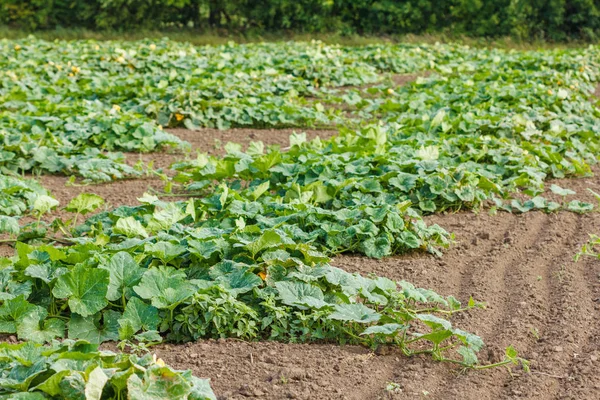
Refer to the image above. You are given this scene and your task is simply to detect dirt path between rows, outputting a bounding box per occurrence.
[2,127,600,399]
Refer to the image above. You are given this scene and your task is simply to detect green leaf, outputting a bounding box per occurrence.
[416,145,439,161]
[361,323,406,336]
[84,366,108,400]
[33,195,59,215]
[275,281,328,309]
[550,184,575,196]
[329,304,381,323]
[118,297,160,339]
[0,296,38,333]
[33,370,71,396]
[58,373,86,399]
[52,265,109,317]
[147,203,187,232]
[0,216,20,235]
[567,200,593,214]
[145,241,187,264]
[16,309,65,343]
[505,345,518,359]
[250,181,270,201]
[66,193,105,215]
[188,376,218,400]
[416,314,452,330]
[457,346,479,366]
[245,230,282,257]
[212,268,262,297]
[133,266,196,309]
[360,235,391,259]
[417,329,454,345]
[100,252,145,302]
[68,310,120,344]
[114,217,149,238]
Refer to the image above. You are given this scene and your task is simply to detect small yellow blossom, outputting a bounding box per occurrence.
[387,88,395,95]
[149,44,156,51]
[258,271,267,280]
[116,56,125,63]
[152,354,166,367]
[71,66,80,74]
[112,105,121,112]
[14,45,21,51]
[175,113,184,121]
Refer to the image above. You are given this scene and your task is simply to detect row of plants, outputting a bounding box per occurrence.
[3,39,600,396]
[0,340,217,399]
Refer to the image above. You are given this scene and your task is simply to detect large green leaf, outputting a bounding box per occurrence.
[118,297,160,339]
[67,310,120,344]
[133,266,196,309]
[328,304,381,323]
[66,193,105,215]
[16,309,65,343]
[114,217,149,238]
[99,252,145,302]
[275,281,329,309]
[0,296,38,333]
[52,265,109,317]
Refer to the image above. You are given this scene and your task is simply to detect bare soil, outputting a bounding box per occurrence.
[3,128,600,400]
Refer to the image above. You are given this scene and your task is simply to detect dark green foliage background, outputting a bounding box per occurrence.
[2,0,600,41]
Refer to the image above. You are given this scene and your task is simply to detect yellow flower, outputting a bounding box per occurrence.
[14,45,21,51]
[112,104,121,112]
[149,44,156,51]
[547,89,553,95]
[68,73,74,77]
[116,56,125,63]
[71,66,80,74]
[175,113,184,121]
[94,45,100,50]
[570,85,575,89]
[156,358,166,367]
[387,88,395,95]
[258,271,267,280]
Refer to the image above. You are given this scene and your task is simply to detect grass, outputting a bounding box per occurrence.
[0,26,594,49]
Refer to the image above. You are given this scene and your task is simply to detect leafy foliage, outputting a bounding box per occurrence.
[3,1,600,41]
[1,39,587,382]
[0,340,216,399]
[0,197,494,368]
[175,44,600,216]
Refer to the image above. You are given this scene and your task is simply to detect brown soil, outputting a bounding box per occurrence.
[3,128,600,400]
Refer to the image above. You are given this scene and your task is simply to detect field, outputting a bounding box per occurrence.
[0,38,600,399]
